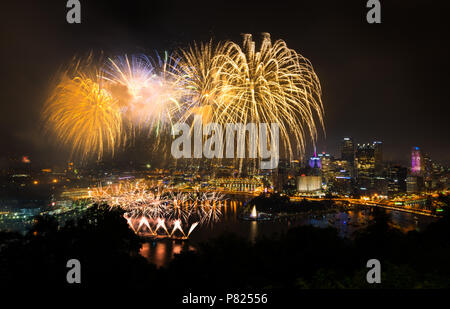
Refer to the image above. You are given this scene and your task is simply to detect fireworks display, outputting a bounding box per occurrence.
[42,64,123,160]
[43,33,324,161]
[220,33,324,158]
[103,53,187,137]
[179,33,324,158]
[173,41,227,123]
[90,180,223,238]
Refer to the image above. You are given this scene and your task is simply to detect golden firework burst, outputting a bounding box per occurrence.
[42,69,123,160]
[178,33,324,161]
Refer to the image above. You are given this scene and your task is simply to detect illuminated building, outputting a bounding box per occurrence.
[296,159,323,195]
[373,177,388,196]
[387,165,407,196]
[423,153,432,177]
[324,159,353,195]
[211,177,265,192]
[332,176,353,196]
[411,146,423,176]
[406,175,424,194]
[341,137,355,176]
[273,166,288,192]
[331,160,351,177]
[341,138,354,163]
[355,143,375,180]
[318,153,332,169]
[408,147,427,193]
[289,160,301,174]
[373,141,383,176]
[353,141,384,193]
[309,151,322,169]
[296,175,322,193]
[318,152,333,182]
[421,153,434,189]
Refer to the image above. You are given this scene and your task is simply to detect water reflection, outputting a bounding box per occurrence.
[249,221,258,243]
[139,240,195,268]
[140,200,437,267]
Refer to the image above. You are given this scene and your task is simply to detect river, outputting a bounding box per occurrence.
[139,201,438,268]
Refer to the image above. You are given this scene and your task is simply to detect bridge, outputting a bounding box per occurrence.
[178,187,441,217]
[289,196,440,218]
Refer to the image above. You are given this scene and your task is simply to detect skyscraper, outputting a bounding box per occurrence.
[355,143,376,193]
[373,141,383,176]
[387,165,407,196]
[309,152,322,169]
[423,152,432,178]
[355,143,375,179]
[318,152,333,182]
[341,137,355,177]
[407,147,425,193]
[411,146,423,176]
[341,138,354,162]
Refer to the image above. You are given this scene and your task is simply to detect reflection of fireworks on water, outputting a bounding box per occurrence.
[90,180,223,238]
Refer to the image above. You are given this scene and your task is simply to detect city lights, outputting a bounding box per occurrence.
[1,0,449,294]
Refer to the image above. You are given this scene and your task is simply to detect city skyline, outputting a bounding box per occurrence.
[1,0,449,293]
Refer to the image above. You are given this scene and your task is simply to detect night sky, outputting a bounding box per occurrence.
[1,0,449,167]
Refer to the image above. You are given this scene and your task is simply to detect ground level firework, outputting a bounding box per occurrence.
[90,180,224,238]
